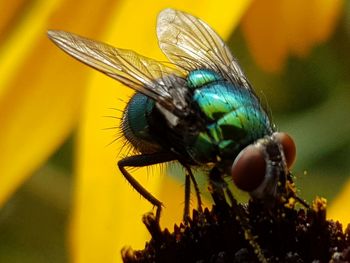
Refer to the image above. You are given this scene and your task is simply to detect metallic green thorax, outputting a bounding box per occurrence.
[124,69,272,167]
[186,69,272,164]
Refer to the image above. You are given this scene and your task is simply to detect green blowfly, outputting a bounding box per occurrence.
[48,9,298,222]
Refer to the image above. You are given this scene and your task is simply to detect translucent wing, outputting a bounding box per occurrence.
[157,9,251,90]
[47,30,188,115]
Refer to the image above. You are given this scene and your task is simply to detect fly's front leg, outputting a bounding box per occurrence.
[118,152,176,222]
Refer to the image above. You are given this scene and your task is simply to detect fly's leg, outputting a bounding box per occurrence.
[183,172,191,223]
[208,167,227,206]
[185,166,202,212]
[181,164,203,223]
[118,152,176,222]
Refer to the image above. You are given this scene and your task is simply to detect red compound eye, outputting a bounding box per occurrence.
[231,145,266,192]
[274,132,296,169]
[231,133,297,192]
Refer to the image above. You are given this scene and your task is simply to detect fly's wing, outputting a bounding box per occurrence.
[157,9,252,90]
[47,30,189,116]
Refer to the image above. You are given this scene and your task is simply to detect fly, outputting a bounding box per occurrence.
[47,8,300,222]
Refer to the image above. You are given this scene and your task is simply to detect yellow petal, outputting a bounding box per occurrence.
[327,179,350,225]
[158,174,213,225]
[241,0,343,72]
[0,0,118,206]
[72,1,252,262]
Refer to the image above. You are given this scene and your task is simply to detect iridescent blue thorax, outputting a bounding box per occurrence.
[185,69,272,167]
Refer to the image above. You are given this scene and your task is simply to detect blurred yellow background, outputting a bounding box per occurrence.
[0,0,348,262]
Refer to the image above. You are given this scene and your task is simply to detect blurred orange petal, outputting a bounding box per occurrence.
[241,0,343,72]
[0,0,118,206]
[72,1,252,262]
[0,1,26,42]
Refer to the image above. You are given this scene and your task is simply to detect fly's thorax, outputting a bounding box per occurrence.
[185,69,272,165]
[122,92,161,153]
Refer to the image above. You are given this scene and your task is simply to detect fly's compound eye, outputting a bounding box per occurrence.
[231,145,266,192]
[231,132,296,192]
[274,132,296,169]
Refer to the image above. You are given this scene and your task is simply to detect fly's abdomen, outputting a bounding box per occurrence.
[186,69,272,164]
[122,93,161,153]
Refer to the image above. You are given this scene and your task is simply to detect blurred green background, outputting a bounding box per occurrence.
[1,3,350,263]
